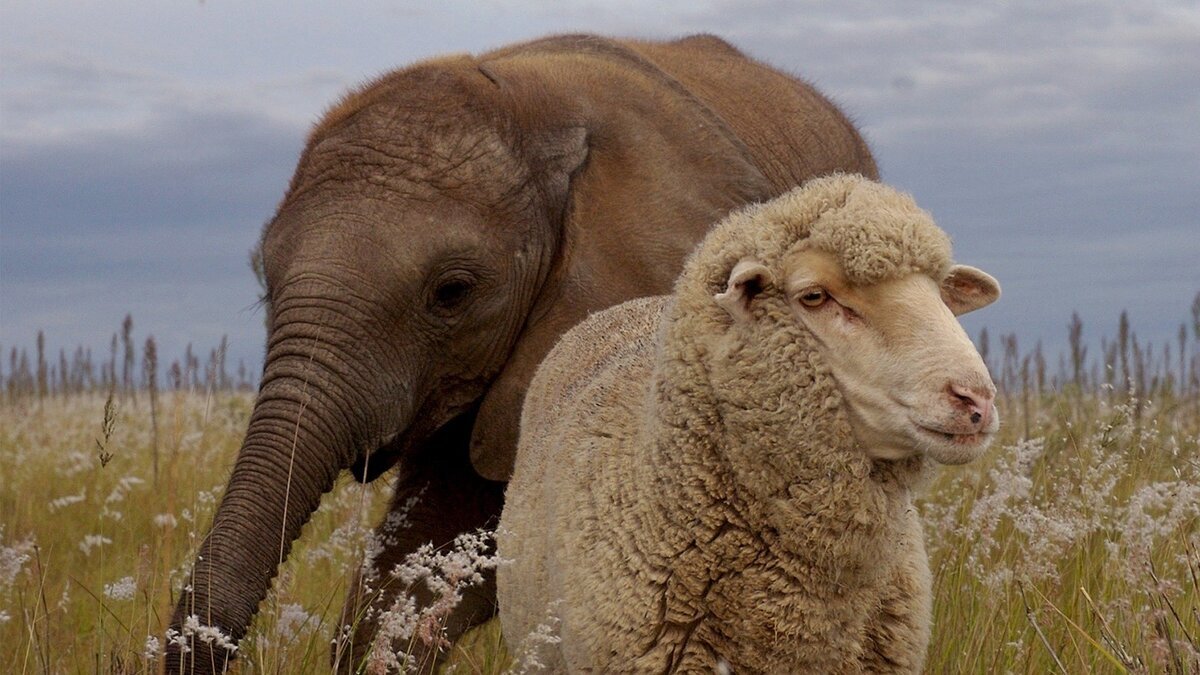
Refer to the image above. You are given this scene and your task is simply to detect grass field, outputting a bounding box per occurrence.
[1,307,1197,673]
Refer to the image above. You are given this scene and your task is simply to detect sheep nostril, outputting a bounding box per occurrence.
[948,382,994,428]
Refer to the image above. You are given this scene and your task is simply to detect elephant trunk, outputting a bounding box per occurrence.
[165,342,405,674]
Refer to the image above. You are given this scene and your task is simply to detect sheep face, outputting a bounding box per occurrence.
[716,246,1000,465]
[783,247,999,465]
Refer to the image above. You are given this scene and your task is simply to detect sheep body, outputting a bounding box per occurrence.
[498,175,974,672]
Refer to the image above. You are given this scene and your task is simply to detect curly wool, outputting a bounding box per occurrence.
[498,174,953,672]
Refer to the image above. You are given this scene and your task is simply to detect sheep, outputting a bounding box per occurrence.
[496,173,1001,673]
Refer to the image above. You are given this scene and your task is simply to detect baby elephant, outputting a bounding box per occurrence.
[498,174,1000,673]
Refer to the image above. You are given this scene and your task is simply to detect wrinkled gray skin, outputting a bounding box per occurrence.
[166,33,877,674]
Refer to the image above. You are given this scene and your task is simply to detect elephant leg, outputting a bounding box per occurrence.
[333,433,506,674]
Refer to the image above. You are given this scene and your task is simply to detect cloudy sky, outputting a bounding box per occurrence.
[2,1,1198,381]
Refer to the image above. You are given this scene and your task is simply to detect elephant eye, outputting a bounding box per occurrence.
[431,276,475,312]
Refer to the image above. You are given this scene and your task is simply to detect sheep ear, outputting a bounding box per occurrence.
[715,259,773,322]
[941,264,1000,316]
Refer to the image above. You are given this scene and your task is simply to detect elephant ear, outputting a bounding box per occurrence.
[469,65,591,482]
[471,143,587,481]
[469,44,774,481]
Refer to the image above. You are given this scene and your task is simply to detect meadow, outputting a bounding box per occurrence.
[1,301,1197,673]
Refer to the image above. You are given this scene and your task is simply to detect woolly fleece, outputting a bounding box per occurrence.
[498,174,958,672]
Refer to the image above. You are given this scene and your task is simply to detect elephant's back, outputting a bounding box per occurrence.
[624,34,879,187]
[482,32,876,190]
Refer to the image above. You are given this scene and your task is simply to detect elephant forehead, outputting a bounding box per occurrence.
[294,91,532,205]
[296,131,525,203]
[264,196,500,266]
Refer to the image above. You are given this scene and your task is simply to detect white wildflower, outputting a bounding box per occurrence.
[365,529,500,673]
[383,490,423,537]
[143,635,161,659]
[307,520,378,572]
[1,526,36,590]
[153,513,178,528]
[104,575,137,601]
[78,534,113,556]
[105,475,146,504]
[1009,506,1084,582]
[1113,479,1200,588]
[366,595,420,674]
[48,493,86,512]
[182,614,239,653]
[961,438,1045,587]
[273,603,315,642]
[509,600,563,674]
[165,627,190,654]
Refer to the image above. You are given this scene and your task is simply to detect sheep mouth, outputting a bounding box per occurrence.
[911,422,994,464]
[914,424,991,445]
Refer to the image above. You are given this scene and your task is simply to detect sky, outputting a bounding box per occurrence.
[2,1,1198,382]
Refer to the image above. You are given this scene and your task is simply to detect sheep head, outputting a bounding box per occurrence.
[699,174,1000,468]
[718,247,999,465]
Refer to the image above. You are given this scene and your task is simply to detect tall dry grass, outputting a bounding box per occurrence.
[922,386,1198,673]
[1,298,1198,673]
[0,387,406,673]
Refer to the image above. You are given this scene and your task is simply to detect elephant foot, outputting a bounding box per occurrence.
[332,436,506,673]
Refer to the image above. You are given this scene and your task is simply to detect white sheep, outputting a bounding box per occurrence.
[497,174,1001,673]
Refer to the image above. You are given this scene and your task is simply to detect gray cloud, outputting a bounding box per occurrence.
[2,107,299,230]
[1,103,300,372]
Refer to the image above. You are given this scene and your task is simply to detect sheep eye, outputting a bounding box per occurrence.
[798,288,828,308]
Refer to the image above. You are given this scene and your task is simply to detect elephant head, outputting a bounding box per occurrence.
[166,34,876,673]
[255,71,590,487]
